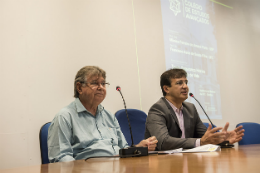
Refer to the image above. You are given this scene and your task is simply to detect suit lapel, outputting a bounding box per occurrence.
[182,107,190,138]
[161,97,180,128]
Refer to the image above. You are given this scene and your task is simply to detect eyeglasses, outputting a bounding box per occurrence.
[175,80,188,86]
[81,81,110,88]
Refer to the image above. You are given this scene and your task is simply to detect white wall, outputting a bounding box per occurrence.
[1,0,259,170]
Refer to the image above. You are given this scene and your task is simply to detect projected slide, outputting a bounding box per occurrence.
[160,0,221,119]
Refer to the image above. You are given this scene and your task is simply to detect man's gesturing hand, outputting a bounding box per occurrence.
[136,136,158,151]
[200,124,227,146]
[222,122,244,144]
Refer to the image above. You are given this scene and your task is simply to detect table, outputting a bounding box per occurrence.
[2,144,260,173]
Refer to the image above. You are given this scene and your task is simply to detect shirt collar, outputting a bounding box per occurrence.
[165,97,183,111]
[75,98,104,113]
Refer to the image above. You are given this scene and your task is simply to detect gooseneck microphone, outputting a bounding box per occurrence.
[189,93,214,128]
[189,93,234,148]
[116,86,148,157]
[116,86,134,147]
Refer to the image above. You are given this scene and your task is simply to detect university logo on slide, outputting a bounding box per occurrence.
[169,0,181,16]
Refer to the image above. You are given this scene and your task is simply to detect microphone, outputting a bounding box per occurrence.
[116,86,134,147]
[189,93,234,148]
[116,86,148,157]
[189,93,214,128]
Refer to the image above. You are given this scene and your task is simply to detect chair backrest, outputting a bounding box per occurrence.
[236,122,260,145]
[39,122,51,164]
[115,109,147,146]
[203,122,220,133]
[203,122,217,129]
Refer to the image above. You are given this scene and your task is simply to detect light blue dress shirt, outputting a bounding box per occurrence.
[48,98,129,163]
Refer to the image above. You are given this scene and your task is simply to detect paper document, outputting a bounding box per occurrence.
[180,144,221,153]
[149,144,220,155]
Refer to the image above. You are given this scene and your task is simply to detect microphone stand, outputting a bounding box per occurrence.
[117,88,134,147]
[116,86,148,157]
[190,93,234,148]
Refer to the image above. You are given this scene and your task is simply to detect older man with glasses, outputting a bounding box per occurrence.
[48,66,157,163]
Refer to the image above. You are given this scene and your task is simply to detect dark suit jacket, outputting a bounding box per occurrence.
[145,97,206,150]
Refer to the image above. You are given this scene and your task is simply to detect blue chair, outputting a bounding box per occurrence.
[203,122,220,133]
[236,122,260,145]
[115,109,147,146]
[39,122,51,164]
[203,122,217,129]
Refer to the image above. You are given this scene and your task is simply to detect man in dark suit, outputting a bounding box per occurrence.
[145,68,244,150]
